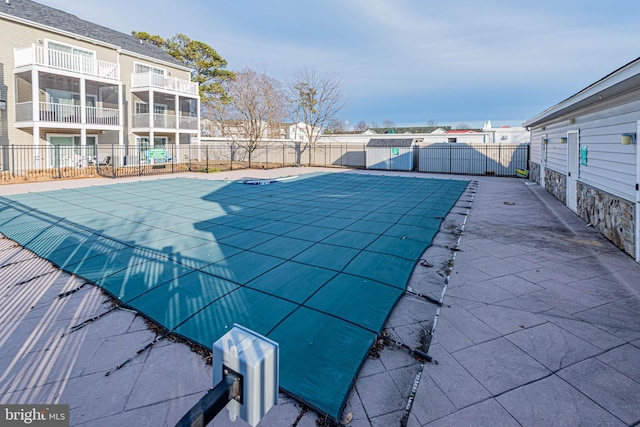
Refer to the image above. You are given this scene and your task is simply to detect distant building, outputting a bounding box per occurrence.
[200,119,321,143]
[524,56,640,263]
[319,122,528,145]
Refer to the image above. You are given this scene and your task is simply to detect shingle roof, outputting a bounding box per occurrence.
[366,138,414,147]
[0,0,185,68]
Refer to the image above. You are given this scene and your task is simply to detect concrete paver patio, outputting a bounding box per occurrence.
[1,167,639,426]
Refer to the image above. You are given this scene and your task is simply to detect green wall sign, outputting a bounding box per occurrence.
[148,148,166,160]
[391,148,399,155]
[579,146,588,166]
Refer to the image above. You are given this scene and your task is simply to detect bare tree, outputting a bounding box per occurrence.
[457,122,471,130]
[354,120,369,132]
[325,118,347,134]
[427,119,438,127]
[209,67,287,167]
[288,68,346,163]
[382,119,396,128]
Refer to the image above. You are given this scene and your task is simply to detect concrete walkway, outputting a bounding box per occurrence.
[1,169,639,426]
[413,176,640,427]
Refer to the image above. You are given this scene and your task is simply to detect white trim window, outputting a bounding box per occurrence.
[134,62,166,76]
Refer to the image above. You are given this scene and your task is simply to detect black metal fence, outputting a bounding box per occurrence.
[0,143,530,183]
[0,144,98,183]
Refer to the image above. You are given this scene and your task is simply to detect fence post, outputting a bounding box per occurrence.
[485,145,488,175]
[266,145,269,169]
[11,145,15,177]
[282,144,285,167]
[56,145,61,178]
[171,145,174,174]
[112,144,116,178]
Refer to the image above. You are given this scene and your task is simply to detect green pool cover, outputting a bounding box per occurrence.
[0,172,468,420]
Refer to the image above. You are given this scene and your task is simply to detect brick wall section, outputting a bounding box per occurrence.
[544,168,566,204]
[577,182,636,256]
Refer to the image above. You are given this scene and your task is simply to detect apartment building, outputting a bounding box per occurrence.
[0,0,200,168]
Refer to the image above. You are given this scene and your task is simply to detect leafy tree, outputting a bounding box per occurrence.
[131,31,235,103]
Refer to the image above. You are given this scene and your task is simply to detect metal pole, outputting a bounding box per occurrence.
[56,145,61,178]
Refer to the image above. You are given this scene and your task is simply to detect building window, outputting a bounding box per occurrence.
[47,40,95,59]
[134,63,165,76]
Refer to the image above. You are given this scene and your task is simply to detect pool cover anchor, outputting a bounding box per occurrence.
[61,306,120,337]
[405,288,443,307]
[105,333,169,377]
[380,334,437,364]
[57,282,90,299]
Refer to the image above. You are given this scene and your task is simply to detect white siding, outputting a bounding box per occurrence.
[530,89,640,202]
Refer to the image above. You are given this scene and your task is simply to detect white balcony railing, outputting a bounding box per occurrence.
[180,116,198,130]
[154,113,176,129]
[15,101,119,125]
[39,102,81,123]
[14,45,119,80]
[15,102,33,122]
[132,113,150,128]
[131,72,198,96]
[131,112,197,130]
[86,106,119,126]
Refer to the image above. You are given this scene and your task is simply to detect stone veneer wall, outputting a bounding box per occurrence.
[577,182,636,256]
[529,162,541,184]
[544,168,566,205]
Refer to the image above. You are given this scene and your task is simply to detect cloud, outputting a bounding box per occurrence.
[32,0,640,124]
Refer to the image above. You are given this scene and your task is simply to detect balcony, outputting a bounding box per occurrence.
[15,101,119,126]
[131,72,198,96]
[14,45,119,80]
[131,113,198,130]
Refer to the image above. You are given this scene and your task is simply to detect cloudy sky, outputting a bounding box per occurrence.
[36,0,640,128]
